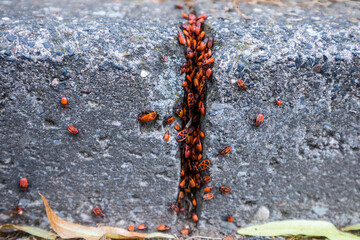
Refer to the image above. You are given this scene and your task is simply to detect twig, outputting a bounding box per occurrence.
[233,0,252,20]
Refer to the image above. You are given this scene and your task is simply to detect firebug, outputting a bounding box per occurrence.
[256,114,264,127]
[68,126,78,135]
[19,177,28,191]
[93,207,104,218]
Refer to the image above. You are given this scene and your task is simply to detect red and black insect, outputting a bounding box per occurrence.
[220,186,231,194]
[128,225,135,232]
[184,145,191,158]
[204,187,213,193]
[220,147,231,156]
[171,203,180,213]
[181,228,191,235]
[227,215,233,222]
[19,177,28,191]
[138,112,157,122]
[192,213,199,222]
[237,79,247,90]
[206,68,212,79]
[187,92,195,108]
[174,108,184,118]
[201,176,211,183]
[164,131,170,142]
[197,14,207,20]
[178,191,185,203]
[199,101,206,116]
[61,97,67,106]
[179,178,186,188]
[68,126,78,135]
[189,177,196,188]
[186,47,194,59]
[207,37,214,48]
[138,224,148,230]
[16,206,23,215]
[164,116,175,125]
[202,58,214,66]
[203,193,214,200]
[256,114,264,127]
[93,207,104,218]
[198,159,210,171]
[275,99,282,106]
[192,197,197,207]
[178,32,186,45]
[195,137,202,152]
[176,128,189,142]
[157,225,170,231]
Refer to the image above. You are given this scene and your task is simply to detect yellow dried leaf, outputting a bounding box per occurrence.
[0,224,57,240]
[39,193,174,240]
[343,223,360,231]
[237,220,360,240]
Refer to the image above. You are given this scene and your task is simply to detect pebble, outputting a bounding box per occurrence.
[253,206,270,221]
[313,64,322,73]
[19,198,30,206]
[220,221,237,230]
[7,35,16,42]
[43,41,51,49]
[237,62,245,72]
[312,206,328,216]
[51,78,60,86]
[211,103,234,111]
[140,70,149,78]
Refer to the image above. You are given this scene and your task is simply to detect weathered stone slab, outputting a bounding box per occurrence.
[0,0,359,238]
[0,0,186,233]
[195,0,360,235]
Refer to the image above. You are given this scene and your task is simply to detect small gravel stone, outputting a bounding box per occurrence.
[42,41,51,49]
[312,206,328,216]
[253,206,270,221]
[51,78,60,86]
[7,35,16,42]
[140,69,149,77]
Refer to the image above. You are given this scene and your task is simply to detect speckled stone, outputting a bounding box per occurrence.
[195,0,360,235]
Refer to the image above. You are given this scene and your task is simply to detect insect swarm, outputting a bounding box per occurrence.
[172,12,214,222]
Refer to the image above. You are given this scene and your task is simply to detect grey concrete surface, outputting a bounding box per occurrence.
[0,0,359,238]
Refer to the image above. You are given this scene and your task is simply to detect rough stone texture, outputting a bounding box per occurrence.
[0,0,359,239]
[196,0,360,235]
[0,0,185,234]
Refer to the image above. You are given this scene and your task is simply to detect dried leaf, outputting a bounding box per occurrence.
[343,223,360,231]
[237,220,360,240]
[39,193,174,240]
[0,224,58,240]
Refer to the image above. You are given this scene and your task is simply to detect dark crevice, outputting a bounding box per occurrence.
[172,10,214,224]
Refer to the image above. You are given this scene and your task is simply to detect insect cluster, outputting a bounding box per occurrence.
[171,12,214,221]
